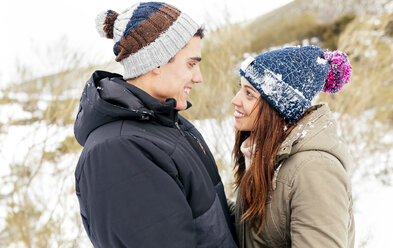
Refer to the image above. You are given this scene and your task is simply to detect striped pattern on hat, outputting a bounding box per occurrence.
[96,2,199,79]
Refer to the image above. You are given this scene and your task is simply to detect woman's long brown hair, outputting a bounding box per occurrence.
[233,97,309,233]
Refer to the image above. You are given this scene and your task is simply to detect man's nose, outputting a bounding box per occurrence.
[192,66,203,83]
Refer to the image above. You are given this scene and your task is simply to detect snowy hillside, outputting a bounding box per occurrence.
[1,0,393,247]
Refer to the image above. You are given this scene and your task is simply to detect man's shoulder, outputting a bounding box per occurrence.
[83,119,159,147]
[75,120,171,178]
[82,118,182,158]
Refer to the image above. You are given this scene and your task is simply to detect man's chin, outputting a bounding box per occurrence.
[175,105,187,111]
[175,102,187,111]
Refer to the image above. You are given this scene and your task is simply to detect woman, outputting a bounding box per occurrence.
[231,46,355,248]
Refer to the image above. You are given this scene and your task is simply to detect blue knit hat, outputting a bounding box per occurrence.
[240,46,351,124]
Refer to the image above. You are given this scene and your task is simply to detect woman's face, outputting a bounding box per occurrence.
[231,77,261,131]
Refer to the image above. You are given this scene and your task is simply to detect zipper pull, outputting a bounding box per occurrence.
[174,121,185,136]
[189,132,206,155]
[197,139,206,155]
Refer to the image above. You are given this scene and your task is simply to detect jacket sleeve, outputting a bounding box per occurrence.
[77,137,196,248]
[289,152,353,248]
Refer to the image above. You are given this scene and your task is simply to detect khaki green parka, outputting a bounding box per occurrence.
[234,104,355,248]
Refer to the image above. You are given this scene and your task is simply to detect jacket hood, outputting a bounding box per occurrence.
[74,70,189,146]
[277,104,352,172]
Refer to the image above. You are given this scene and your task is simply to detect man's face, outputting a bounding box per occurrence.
[149,36,203,110]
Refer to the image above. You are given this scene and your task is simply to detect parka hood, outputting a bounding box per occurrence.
[277,104,352,172]
[74,70,188,146]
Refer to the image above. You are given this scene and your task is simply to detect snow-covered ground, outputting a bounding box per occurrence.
[354,180,393,247]
[1,103,392,247]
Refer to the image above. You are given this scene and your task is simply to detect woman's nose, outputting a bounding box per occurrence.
[231,91,241,106]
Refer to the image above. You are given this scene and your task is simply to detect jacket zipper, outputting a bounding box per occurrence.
[174,121,185,136]
[175,121,206,155]
[189,132,206,155]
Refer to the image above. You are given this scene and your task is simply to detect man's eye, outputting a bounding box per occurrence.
[189,63,196,67]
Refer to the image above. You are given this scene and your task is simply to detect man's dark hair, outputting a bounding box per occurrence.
[194,26,205,39]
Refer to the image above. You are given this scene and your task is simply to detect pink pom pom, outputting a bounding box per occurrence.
[323,50,352,93]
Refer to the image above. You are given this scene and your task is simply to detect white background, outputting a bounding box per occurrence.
[0,0,292,87]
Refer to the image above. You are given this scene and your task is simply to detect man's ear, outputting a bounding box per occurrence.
[151,66,161,75]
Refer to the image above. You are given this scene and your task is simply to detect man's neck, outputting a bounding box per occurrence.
[127,72,164,103]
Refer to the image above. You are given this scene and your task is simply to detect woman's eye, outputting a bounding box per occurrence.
[189,63,196,68]
[246,91,253,97]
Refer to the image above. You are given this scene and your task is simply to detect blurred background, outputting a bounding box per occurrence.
[1,0,393,247]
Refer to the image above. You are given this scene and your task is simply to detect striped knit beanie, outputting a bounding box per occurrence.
[240,46,351,124]
[96,2,199,80]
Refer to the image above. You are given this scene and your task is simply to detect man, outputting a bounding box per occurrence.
[73,2,237,247]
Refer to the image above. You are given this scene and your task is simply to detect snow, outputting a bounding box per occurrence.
[388,1,393,13]
[261,74,278,95]
[0,103,32,123]
[1,97,393,246]
[353,181,393,247]
[317,57,327,65]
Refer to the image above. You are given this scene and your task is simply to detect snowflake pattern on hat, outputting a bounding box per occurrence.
[240,46,350,124]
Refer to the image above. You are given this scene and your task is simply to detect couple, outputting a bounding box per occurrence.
[74,2,354,248]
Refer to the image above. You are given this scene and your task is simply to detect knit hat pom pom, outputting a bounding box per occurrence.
[95,10,119,39]
[323,50,352,93]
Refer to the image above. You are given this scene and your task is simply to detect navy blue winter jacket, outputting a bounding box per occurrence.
[74,71,238,248]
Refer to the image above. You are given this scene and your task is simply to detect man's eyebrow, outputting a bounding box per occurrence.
[189,57,202,62]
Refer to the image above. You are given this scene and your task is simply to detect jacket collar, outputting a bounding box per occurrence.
[276,104,331,162]
[74,71,192,146]
[111,76,190,126]
[104,72,193,126]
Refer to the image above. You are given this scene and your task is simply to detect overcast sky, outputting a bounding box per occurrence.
[0,0,292,87]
